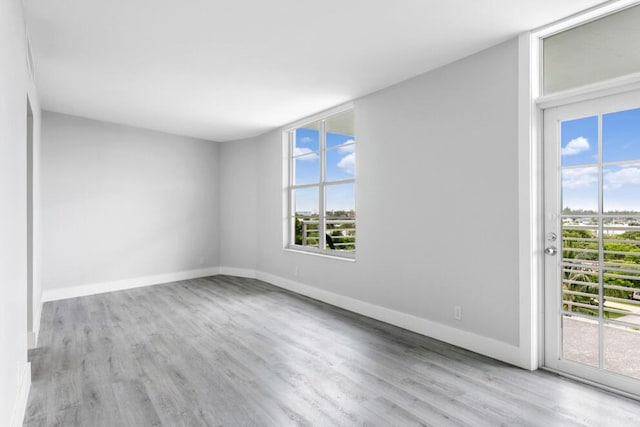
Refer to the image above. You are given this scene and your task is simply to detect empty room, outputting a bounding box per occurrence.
[3,0,640,425]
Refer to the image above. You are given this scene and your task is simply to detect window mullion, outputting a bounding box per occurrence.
[289,130,295,246]
[319,120,326,251]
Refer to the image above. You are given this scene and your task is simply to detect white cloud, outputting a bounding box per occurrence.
[562,168,597,189]
[337,142,355,154]
[293,147,319,159]
[561,166,640,193]
[300,136,313,144]
[337,153,355,174]
[562,137,590,156]
[605,167,640,189]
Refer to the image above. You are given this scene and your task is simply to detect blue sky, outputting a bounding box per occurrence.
[293,128,355,213]
[562,107,640,212]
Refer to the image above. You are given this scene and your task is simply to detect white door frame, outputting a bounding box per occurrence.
[26,96,34,348]
[517,0,640,371]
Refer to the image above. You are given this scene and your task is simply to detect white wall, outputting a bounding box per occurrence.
[219,141,258,270]
[40,112,220,293]
[220,39,521,363]
[0,1,40,425]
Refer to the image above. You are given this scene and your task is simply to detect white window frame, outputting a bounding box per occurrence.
[284,103,356,259]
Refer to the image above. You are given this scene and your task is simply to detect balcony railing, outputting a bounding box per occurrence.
[297,217,356,251]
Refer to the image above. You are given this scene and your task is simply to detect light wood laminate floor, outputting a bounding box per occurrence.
[24,275,639,426]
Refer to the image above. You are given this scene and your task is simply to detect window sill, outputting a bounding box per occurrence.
[283,247,356,262]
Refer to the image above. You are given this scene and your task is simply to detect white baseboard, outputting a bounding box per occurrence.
[255,271,523,368]
[10,362,31,427]
[218,266,257,279]
[41,266,221,302]
[36,265,523,368]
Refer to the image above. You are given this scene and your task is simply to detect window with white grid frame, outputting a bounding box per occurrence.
[287,108,355,256]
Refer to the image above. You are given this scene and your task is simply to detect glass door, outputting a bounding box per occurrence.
[544,90,640,396]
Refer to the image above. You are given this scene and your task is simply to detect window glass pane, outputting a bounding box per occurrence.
[543,5,640,94]
[561,116,598,167]
[562,167,598,214]
[325,183,355,216]
[604,323,640,380]
[562,315,599,367]
[562,217,599,267]
[326,144,355,181]
[603,107,640,163]
[325,110,354,149]
[327,133,354,149]
[604,164,640,213]
[562,266,600,318]
[295,122,320,153]
[562,216,600,320]
[293,187,319,247]
[294,153,320,185]
[325,183,356,251]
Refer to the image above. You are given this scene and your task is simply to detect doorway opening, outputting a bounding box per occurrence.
[533,0,640,397]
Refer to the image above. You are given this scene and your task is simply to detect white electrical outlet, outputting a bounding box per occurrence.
[454,305,462,320]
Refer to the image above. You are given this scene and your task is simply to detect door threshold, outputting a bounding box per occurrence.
[540,366,640,402]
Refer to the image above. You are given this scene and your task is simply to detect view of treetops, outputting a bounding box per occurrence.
[290,110,355,252]
[561,107,640,322]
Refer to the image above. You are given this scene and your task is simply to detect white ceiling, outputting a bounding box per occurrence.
[24,0,605,142]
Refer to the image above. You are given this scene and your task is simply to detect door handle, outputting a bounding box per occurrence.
[544,246,558,256]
